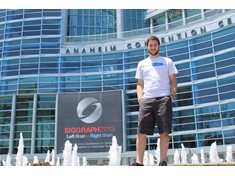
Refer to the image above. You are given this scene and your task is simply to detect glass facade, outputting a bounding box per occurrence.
[68,9,117,36]
[67,9,147,36]
[0,9,235,164]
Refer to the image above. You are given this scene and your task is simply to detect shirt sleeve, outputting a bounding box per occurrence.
[168,59,178,76]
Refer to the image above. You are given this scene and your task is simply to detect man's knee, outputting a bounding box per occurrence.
[160,133,169,139]
[137,133,146,139]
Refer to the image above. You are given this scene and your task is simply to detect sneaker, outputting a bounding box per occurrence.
[130,162,144,166]
[159,161,167,166]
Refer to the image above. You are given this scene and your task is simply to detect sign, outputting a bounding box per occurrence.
[57,91,123,153]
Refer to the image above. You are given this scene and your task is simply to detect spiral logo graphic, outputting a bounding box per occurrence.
[76,97,102,123]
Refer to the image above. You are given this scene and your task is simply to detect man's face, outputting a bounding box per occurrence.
[147,40,160,56]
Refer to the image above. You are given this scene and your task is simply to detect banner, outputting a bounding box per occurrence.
[57,91,123,153]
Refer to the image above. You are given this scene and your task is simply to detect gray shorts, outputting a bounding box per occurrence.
[137,96,172,135]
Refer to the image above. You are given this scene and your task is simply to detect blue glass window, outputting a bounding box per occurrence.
[196,113,220,122]
[218,83,235,93]
[5,27,22,33]
[4,45,20,52]
[41,49,60,54]
[215,50,235,62]
[222,119,235,126]
[167,41,188,50]
[20,63,38,69]
[223,129,235,137]
[23,26,41,31]
[214,40,235,52]
[170,53,189,62]
[103,59,122,65]
[2,65,19,71]
[224,138,235,145]
[193,80,216,90]
[19,77,38,83]
[177,69,191,77]
[4,40,21,46]
[41,43,60,48]
[5,33,22,39]
[81,75,101,81]
[195,95,218,104]
[173,117,195,124]
[194,88,217,97]
[42,25,61,30]
[197,131,222,140]
[192,71,215,81]
[216,65,235,76]
[24,9,42,13]
[173,109,194,117]
[212,27,235,38]
[43,12,61,17]
[42,30,60,35]
[220,92,235,101]
[167,47,188,56]
[21,50,39,55]
[191,64,215,74]
[42,19,61,24]
[195,105,220,115]
[2,59,19,65]
[20,69,38,75]
[41,38,60,43]
[7,15,23,20]
[22,44,40,49]
[23,31,41,36]
[218,76,235,86]
[197,120,221,129]
[213,32,235,45]
[24,20,41,25]
[190,47,213,58]
[191,57,214,67]
[220,102,235,111]
[22,38,40,44]
[190,41,212,51]
[24,13,42,18]
[189,34,211,45]
[6,21,22,28]
[216,58,235,69]
[221,110,235,119]
[21,57,39,63]
[81,81,102,87]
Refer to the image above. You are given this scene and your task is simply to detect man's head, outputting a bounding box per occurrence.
[146,36,160,57]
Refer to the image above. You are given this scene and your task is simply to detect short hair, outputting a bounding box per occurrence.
[31,161,52,166]
[146,36,160,46]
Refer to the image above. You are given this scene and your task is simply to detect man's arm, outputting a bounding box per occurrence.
[169,74,177,101]
[136,79,144,102]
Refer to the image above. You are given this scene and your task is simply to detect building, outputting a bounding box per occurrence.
[0,9,235,165]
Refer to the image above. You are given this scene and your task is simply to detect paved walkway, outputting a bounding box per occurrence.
[145,162,235,166]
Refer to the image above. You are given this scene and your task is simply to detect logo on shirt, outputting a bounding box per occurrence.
[152,63,164,66]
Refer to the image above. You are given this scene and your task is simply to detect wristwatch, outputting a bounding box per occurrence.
[170,94,175,99]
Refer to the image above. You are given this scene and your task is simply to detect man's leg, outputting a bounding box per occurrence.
[136,133,146,164]
[160,133,169,162]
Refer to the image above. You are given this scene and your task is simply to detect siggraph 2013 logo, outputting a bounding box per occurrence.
[76,97,102,123]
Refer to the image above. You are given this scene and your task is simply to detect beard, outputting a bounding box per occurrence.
[148,49,159,56]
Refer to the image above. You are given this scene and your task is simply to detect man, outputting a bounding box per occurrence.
[131,35,178,166]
